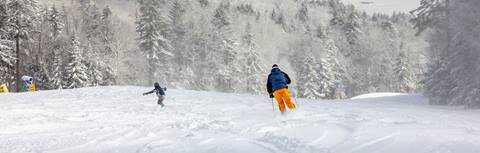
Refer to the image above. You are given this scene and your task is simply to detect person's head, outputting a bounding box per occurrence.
[272,64,281,70]
[154,82,160,89]
[272,64,279,69]
[271,64,281,72]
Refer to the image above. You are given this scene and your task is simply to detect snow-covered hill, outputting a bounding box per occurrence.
[1,86,480,153]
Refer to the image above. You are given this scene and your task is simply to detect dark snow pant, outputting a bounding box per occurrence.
[158,96,165,107]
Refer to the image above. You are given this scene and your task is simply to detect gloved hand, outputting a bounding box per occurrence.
[269,94,274,98]
[142,93,147,96]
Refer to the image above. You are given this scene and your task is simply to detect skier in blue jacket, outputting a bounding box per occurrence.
[143,82,167,107]
[267,64,296,114]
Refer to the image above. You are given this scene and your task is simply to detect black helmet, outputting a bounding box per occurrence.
[272,64,279,69]
[154,82,160,88]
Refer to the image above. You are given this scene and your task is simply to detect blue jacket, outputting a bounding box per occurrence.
[23,80,33,92]
[267,68,291,94]
[144,86,166,96]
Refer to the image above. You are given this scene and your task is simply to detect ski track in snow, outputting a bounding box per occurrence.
[1,86,480,153]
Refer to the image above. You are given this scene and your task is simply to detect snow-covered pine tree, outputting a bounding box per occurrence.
[5,0,40,35]
[47,5,65,89]
[33,5,65,90]
[136,0,172,85]
[412,0,480,107]
[80,3,105,87]
[378,21,398,90]
[211,2,240,92]
[449,0,480,108]
[317,57,335,99]
[307,31,338,99]
[6,0,40,91]
[215,39,239,92]
[297,55,322,99]
[86,60,103,87]
[48,5,63,38]
[392,52,415,93]
[211,2,231,29]
[289,34,321,99]
[242,22,264,94]
[339,6,369,95]
[64,35,88,89]
[33,64,49,90]
[61,5,71,35]
[344,6,361,47]
[0,27,14,86]
[464,88,480,108]
[410,0,446,35]
[169,0,191,87]
[412,0,451,104]
[321,36,348,99]
[296,2,309,23]
[0,0,14,85]
[100,6,113,54]
[0,0,6,26]
[32,6,50,90]
[99,5,116,86]
[49,50,63,89]
[0,48,14,86]
[101,64,115,86]
[446,33,476,106]
[82,2,101,42]
[188,28,212,90]
[423,59,451,105]
[28,5,60,90]
[0,42,14,83]
[271,6,286,27]
[291,27,340,99]
[328,0,345,26]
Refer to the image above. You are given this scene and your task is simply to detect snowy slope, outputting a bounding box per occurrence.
[1,86,480,153]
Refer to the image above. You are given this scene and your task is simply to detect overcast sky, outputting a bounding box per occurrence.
[342,0,421,14]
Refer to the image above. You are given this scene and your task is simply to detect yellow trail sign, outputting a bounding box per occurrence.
[29,84,36,92]
[0,84,9,93]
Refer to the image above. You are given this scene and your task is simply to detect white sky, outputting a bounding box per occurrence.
[341,0,421,14]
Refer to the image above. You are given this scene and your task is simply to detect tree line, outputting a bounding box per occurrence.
[1,0,118,91]
[1,0,427,101]
[412,0,480,108]
[134,0,425,99]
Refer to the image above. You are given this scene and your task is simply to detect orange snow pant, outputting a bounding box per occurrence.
[273,88,296,112]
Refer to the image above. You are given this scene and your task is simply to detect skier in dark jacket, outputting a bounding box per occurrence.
[143,82,167,107]
[267,64,295,114]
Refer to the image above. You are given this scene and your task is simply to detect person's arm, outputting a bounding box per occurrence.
[143,89,154,95]
[267,74,273,94]
[283,72,291,84]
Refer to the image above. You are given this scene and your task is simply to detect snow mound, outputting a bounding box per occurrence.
[1,86,480,153]
[350,92,409,100]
